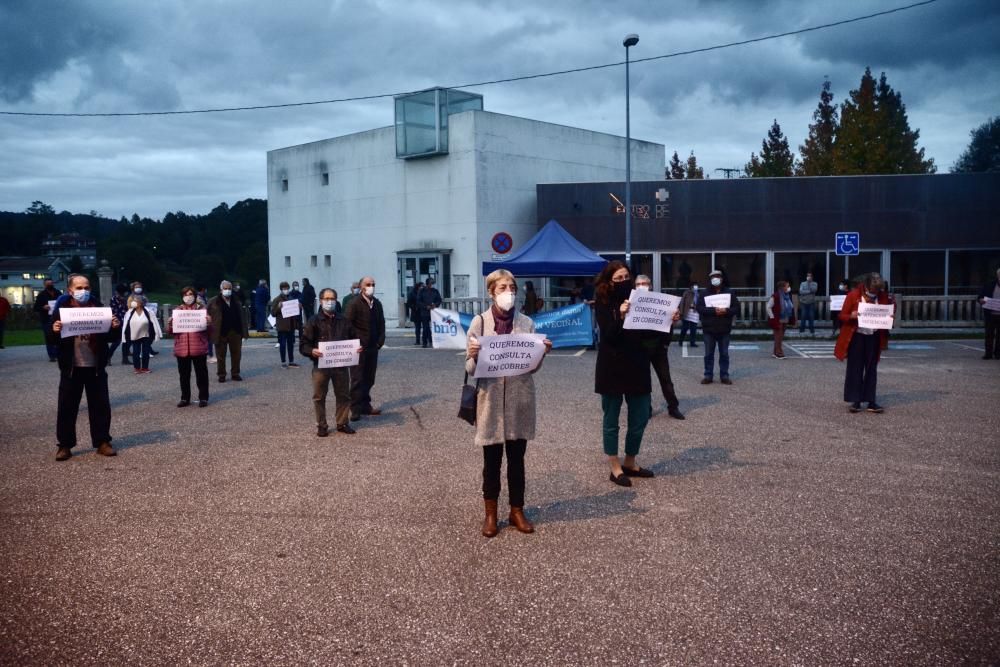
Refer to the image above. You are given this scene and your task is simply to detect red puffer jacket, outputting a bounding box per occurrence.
[169,304,211,358]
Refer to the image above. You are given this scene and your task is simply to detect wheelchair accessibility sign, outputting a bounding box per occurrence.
[835,232,860,256]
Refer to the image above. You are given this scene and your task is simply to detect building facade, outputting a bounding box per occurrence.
[538,174,1000,297]
[266,98,664,309]
[0,257,71,305]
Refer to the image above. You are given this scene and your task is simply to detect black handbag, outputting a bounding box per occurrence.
[459,371,477,425]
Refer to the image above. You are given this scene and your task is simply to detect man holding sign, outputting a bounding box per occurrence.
[696,269,740,385]
[300,288,361,436]
[50,274,121,461]
[269,282,300,368]
[626,275,685,419]
[835,273,894,413]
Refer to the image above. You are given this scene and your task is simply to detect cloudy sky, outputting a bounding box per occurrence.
[1,0,997,220]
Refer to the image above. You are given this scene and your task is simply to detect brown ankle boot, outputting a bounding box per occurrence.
[482,500,499,538]
[508,507,534,534]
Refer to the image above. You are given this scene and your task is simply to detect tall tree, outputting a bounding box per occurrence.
[667,151,686,179]
[685,151,705,179]
[26,201,55,216]
[745,120,796,177]
[833,67,935,174]
[952,116,1000,173]
[799,80,838,176]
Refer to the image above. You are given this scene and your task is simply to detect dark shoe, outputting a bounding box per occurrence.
[365,408,382,416]
[482,500,499,537]
[721,378,733,385]
[984,355,994,360]
[609,472,632,487]
[198,400,208,408]
[96,442,116,457]
[668,408,685,420]
[177,400,190,408]
[422,343,429,348]
[350,412,361,422]
[288,362,300,368]
[55,447,72,461]
[849,402,862,413]
[218,377,227,383]
[336,424,356,435]
[689,344,698,348]
[317,425,329,437]
[508,507,535,534]
[701,378,713,384]
[622,466,654,478]
[866,403,885,414]
[149,349,159,356]
[231,375,243,381]
[414,340,421,346]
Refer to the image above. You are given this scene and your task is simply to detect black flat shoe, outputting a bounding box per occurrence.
[701,378,713,384]
[337,424,356,435]
[622,466,654,478]
[849,402,862,413]
[350,412,361,422]
[668,408,685,420]
[177,400,190,408]
[866,403,884,413]
[609,472,632,487]
[198,400,208,408]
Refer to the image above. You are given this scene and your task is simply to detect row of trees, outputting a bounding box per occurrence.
[0,199,269,292]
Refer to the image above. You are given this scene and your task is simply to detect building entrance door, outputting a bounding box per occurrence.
[396,250,452,304]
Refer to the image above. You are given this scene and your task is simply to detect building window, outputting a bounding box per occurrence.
[322,173,329,186]
[660,253,712,292]
[310,255,317,267]
[22,273,30,280]
[281,178,288,192]
[774,252,827,295]
[324,255,331,267]
[890,250,945,296]
[284,256,291,268]
[34,273,46,279]
[948,249,1000,296]
[714,252,766,297]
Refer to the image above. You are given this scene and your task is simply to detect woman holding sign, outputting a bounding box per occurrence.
[835,273,893,413]
[167,286,212,408]
[122,296,161,374]
[595,261,654,487]
[466,269,551,538]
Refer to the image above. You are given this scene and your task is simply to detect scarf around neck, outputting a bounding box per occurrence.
[490,303,514,334]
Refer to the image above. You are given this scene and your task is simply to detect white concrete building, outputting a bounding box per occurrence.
[266,89,663,314]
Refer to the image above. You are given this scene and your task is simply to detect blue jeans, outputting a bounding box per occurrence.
[799,303,816,334]
[277,331,295,363]
[42,319,58,360]
[255,304,267,331]
[131,337,152,370]
[703,332,731,380]
[679,320,699,345]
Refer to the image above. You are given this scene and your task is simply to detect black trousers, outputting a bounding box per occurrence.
[56,367,112,449]
[482,439,527,507]
[985,316,1000,358]
[648,345,679,410]
[177,355,209,402]
[419,317,432,344]
[843,333,879,404]
[350,348,379,413]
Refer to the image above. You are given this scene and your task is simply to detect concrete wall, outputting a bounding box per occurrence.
[267,110,664,306]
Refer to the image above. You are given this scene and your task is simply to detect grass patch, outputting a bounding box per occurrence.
[2,329,45,346]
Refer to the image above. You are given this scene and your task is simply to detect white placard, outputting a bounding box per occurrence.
[704,293,731,309]
[59,307,112,338]
[47,300,57,314]
[172,309,207,333]
[267,315,277,328]
[983,297,1000,312]
[280,299,300,318]
[317,339,361,368]
[623,290,680,333]
[857,301,894,330]
[473,334,547,379]
[684,309,700,324]
[830,295,847,311]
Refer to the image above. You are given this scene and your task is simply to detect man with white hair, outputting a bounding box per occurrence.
[208,280,249,382]
[345,276,385,420]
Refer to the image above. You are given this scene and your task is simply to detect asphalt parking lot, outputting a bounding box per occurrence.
[1,333,998,665]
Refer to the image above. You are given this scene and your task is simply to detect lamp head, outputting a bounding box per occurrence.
[623,34,639,48]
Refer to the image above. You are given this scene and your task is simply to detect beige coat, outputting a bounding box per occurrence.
[465,310,543,447]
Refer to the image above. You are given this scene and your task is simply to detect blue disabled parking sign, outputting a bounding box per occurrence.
[835,232,860,256]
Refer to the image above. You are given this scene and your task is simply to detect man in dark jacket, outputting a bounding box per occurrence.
[50,274,121,461]
[301,288,361,436]
[634,274,685,419]
[33,278,62,361]
[253,279,270,332]
[415,277,442,348]
[301,278,317,319]
[208,280,249,382]
[978,267,1000,360]
[345,276,385,420]
[696,269,740,385]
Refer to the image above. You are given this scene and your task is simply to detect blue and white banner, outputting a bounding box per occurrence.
[431,304,592,349]
[531,302,593,348]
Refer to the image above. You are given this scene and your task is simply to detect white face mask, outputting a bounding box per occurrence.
[711,277,722,287]
[495,291,516,312]
[280,289,289,296]
[134,287,143,294]
[222,289,232,297]
[182,295,195,305]
[73,289,90,303]
[292,285,299,290]
[364,286,374,297]
[636,284,650,291]
[321,300,336,312]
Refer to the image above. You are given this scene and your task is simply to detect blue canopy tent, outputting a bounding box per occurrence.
[481,219,607,276]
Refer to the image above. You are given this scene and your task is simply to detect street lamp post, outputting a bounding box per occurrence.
[623,33,639,267]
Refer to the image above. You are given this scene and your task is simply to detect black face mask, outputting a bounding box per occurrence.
[612,280,634,301]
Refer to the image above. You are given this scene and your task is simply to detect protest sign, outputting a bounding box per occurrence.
[857,301,894,330]
[684,309,700,324]
[623,290,680,333]
[280,299,301,318]
[704,293,731,309]
[47,300,57,315]
[830,295,847,311]
[172,309,207,333]
[317,339,361,368]
[532,302,593,347]
[473,334,547,378]
[267,315,277,329]
[984,297,1000,312]
[430,308,470,349]
[59,307,112,338]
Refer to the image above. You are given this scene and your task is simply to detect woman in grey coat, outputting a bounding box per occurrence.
[466,269,552,538]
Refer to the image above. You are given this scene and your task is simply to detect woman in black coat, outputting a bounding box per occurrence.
[594,260,654,487]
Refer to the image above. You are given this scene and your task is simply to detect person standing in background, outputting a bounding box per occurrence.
[416,277,442,348]
[798,272,818,337]
[254,279,270,332]
[0,293,9,349]
[301,278,316,320]
[33,278,62,361]
[697,269,739,385]
[831,279,849,339]
[107,283,129,364]
[208,280,248,382]
[678,282,701,347]
[767,280,796,359]
[269,282,300,368]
